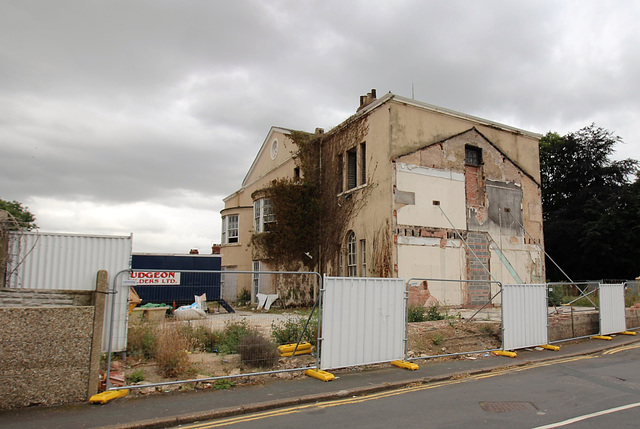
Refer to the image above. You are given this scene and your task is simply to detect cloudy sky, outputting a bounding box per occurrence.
[1,1,639,253]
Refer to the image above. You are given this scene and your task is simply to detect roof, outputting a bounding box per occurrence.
[357,92,542,139]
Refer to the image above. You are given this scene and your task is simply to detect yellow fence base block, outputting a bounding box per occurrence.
[620,331,637,336]
[305,369,335,382]
[278,342,312,354]
[492,350,517,358]
[390,360,419,371]
[90,389,129,405]
[541,344,561,351]
[279,349,313,357]
[592,335,613,341]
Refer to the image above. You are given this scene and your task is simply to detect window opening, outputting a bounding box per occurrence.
[465,145,482,166]
[254,198,276,233]
[360,142,366,185]
[347,148,357,190]
[222,214,239,244]
[360,239,366,276]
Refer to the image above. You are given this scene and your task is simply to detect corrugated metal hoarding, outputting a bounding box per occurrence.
[502,284,548,350]
[320,276,405,370]
[5,231,132,352]
[599,283,626,336]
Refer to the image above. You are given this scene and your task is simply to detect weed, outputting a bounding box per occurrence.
[212,379,235,390]
[425,304,444,321]
[126,369,145,383]
[237,331,280,368]
[180,325,220,353]
[219,321,251,354]
[479,324,494,335]
[408,305,427,322]
[127,322,158,359]
[432,334,445,345]
[270,315,318,345]
[238,288,251,305]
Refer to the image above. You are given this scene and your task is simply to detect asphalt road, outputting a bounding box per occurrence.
[173,342,640,429]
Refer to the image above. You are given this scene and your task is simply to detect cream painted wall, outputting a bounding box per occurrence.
[387,101,541,183]
[397,238,466,306]
[395,164,466,230]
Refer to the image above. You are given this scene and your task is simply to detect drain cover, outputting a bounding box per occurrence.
[480,401,538,413]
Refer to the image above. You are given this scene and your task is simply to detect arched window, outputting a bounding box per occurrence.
[347,231,357,277]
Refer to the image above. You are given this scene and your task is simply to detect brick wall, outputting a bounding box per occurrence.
[466,232,491,306]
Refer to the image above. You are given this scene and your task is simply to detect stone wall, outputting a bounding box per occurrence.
[0,306,95,409]
[0,271,107,410]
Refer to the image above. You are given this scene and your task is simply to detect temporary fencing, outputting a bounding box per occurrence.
[105,269,321,391]
[104,271,638,391]
[319,276,405,370]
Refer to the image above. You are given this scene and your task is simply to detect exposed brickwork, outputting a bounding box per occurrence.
[466,232,491,306]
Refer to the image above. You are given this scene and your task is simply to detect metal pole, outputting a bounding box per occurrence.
[105,268,130,390]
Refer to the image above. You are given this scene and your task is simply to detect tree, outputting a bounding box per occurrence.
[539,124,639,281]
[0,199,37,231]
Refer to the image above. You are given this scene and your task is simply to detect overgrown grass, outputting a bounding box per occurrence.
[127,322,158,359]
[155,326,194,378]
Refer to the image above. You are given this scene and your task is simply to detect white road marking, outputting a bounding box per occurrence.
[532,401,640,428]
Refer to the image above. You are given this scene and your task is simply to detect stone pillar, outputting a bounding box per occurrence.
[87,270,108,398]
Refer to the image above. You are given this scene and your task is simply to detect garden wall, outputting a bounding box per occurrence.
[0,271,107,410]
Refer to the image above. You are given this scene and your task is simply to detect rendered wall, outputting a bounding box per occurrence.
[0,306,94,410]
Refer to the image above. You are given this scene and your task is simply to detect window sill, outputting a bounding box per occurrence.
[338,183,368,198]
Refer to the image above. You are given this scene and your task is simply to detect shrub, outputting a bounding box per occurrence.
[271,315,318,345]
[425,304,444,321]
[180,324,220,353]
[408,305,427,322]
[156,326,193,378]
[548,287,564,306]
[238,288,251,305]
[219,321,251,354]
[237,331,280,368]
[127,322,157,359]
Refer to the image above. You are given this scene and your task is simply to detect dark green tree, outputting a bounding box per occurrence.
[539,124,639,281]
[0,199,37,230]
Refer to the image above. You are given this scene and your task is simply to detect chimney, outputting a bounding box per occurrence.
[357,89,378,112]
[189,249,199,254]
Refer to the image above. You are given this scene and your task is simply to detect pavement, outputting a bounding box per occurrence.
[2,334,640,429]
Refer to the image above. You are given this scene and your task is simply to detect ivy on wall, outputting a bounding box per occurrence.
[251,116,375,275]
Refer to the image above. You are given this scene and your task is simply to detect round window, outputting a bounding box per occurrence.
[270,139,279,160]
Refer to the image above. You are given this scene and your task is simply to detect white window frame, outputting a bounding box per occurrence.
[347,231,357,277]
[360,239,366,277]
[221,214,239,244]
[254,198,276,233]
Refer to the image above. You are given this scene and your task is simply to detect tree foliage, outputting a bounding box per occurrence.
[0,199,37,231]
[539,124,639,281]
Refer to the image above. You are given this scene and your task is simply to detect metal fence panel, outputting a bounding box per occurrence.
[502,284,548,350]
[6,231,132,352]
[599,283,626,336]
[320,277,405,370]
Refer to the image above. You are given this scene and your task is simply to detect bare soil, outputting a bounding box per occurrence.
[118,315,502,396]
